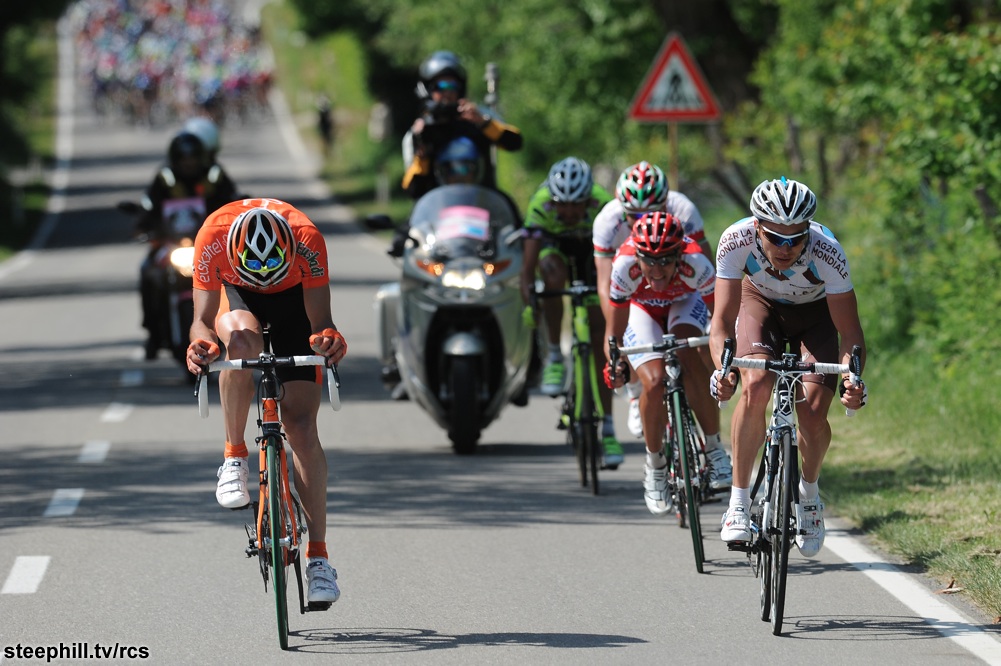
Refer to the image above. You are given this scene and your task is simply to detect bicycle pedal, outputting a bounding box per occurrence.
[726,541,753,553]
[306,601,332,612]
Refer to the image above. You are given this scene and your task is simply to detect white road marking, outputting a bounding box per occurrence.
[826,525,1001,662]
[43,488,84,517]
[1,556,51,594]
[120,369,143,387]
[100,402,133,422]
[78,440,110,463]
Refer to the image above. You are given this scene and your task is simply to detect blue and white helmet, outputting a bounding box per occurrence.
[546,157,592,203]
[750,177,817,226]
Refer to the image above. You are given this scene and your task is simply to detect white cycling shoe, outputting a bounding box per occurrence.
[216,458,250,509]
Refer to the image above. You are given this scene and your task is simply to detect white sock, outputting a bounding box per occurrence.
[626,380,642,399]
[729,487,751,508]
[547,344,562,363]
[799,478,819,501]
[704,433,721,450]
[646,449,667,469]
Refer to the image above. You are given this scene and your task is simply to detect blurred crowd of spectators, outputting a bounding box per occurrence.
[69,0,274,126]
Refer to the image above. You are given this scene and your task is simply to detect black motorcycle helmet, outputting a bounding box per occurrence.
[168,131,208,180]
[416,50,467,99]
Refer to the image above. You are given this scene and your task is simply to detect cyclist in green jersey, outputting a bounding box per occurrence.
[520,157,624,467]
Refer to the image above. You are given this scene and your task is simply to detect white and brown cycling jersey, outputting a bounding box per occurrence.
[715,217,853,304]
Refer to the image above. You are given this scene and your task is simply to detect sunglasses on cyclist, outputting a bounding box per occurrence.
[241,248,285,273]
[636,251,679,267]
[759,226,810,248]
[432,79,461,92]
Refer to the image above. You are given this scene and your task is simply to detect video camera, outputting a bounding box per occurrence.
[422,100,459,125]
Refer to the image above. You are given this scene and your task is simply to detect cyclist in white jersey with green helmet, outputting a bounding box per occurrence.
[592,162,730,483]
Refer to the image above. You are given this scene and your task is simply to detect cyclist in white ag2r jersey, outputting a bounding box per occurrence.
[710,177,868,559]
[593,161,719,446]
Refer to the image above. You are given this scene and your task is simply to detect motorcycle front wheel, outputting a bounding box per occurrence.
[448,356,481,454]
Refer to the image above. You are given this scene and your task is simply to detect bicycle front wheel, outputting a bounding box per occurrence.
[770,430,796,635]
[266,439,290,649]
[672,391,704,573]
[575,354,600,495]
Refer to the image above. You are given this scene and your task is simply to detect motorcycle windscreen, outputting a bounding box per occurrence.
[408,185,517,258]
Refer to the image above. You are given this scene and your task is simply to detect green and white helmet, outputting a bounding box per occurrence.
[615,161,668,213]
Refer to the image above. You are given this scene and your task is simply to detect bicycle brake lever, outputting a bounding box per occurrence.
[332,364,344,410]
[718,338,735,409]
[846,344,862,418]
[197,373,209,418]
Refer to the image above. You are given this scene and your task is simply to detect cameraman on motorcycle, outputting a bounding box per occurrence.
[138,130,240,359]
[402,50,522,200]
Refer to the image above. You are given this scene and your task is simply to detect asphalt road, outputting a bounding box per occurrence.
[1,12,999,666]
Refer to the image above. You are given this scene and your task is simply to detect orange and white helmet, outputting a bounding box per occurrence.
[227,208,294,288]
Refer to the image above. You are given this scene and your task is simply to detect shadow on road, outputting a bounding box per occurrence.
[288,627,646,654]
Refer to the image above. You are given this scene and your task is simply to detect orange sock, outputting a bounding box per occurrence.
[306,541,328,561]
[224,441,249,459]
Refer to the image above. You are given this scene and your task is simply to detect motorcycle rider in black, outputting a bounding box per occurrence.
[138,131,240,359]
[402,50,523,201]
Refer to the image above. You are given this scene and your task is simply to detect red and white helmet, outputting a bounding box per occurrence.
[630,212,685,256]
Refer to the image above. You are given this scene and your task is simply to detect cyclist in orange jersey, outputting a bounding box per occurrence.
[185,198,347,604]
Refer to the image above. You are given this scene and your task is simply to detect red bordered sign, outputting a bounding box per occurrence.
[628,33,722,123]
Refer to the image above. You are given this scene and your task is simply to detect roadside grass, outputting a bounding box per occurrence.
[0,22,57,261]
[826,355,1001,617]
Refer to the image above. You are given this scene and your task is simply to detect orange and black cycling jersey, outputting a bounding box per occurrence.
[192,198,329,295]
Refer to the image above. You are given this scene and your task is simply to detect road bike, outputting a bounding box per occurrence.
[194,328,341,650]
[719,338,861,635]
[609,333,713,573]
[535,281,606,494]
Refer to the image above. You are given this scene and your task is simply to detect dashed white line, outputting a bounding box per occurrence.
[100,402,133,422]
[1,556,51,594]
[43,488,84,517]
[78,440,110,463]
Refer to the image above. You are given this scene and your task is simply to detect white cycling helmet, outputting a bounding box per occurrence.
[750,177,817,225]
[183,116,221,156]
[546,157,592,203]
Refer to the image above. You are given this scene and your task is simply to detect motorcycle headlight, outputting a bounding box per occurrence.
[170,246,196,278]
[441,267,486,290]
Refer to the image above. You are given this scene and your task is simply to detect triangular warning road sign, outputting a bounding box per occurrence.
[628,33,721,123]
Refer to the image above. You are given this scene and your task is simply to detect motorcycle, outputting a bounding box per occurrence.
[119,198,201,371]
[373,184,532,454]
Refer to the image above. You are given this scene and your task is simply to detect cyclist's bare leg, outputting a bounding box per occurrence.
[729,364,772,488]
[673,323,719,436]
[538,255,569,347]
[635,359,667,455]
[795,383,835,484]
[279,381,327,543]
[215,312,263,447]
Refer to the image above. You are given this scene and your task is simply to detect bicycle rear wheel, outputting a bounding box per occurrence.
[266,439,291,649]
[672,391,704,573]
[770,431,795,635]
